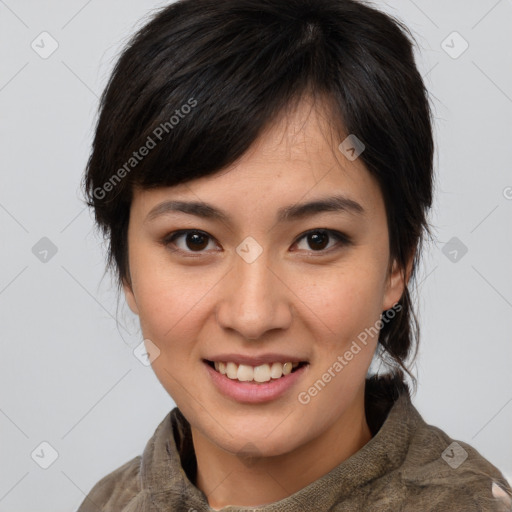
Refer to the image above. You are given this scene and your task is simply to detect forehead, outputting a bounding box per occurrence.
[131,97,385,221]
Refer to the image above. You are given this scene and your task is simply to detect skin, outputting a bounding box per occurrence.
[123,96,413,509]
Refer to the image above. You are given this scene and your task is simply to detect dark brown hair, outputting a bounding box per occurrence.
[82,0,435,391]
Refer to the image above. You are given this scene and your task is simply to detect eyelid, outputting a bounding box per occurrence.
[161,229,220,256]
[161,228,351,255]
[293,228,352,253]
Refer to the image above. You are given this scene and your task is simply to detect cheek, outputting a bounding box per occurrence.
[293,259,386,340]
[135,277,202,342]
[131,266,208,395]
[129,244,188,328]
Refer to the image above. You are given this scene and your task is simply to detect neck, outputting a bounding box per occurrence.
[191,387,372,509]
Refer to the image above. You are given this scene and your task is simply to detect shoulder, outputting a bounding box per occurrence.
[362,377,511,511]
[76,455,142,512]
[399,411,512,511]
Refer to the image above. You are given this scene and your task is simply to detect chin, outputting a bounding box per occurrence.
[233,437,299,460]
[218,428,301,459]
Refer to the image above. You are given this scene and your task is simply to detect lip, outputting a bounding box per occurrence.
[204,353,308,366]
[203,360,309,404]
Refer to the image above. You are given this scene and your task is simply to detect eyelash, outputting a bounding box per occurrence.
[160,229,352,257]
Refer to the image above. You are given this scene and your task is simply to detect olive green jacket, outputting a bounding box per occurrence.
[77,378,512,511]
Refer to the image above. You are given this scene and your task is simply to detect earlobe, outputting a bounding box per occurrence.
[122,278,139,315]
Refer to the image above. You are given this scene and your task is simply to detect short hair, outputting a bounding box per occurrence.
[82,0,435,388]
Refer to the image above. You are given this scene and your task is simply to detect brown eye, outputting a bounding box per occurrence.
[294,229,351,253]
[184,232,209,251]
[163,230,218,254]
[307,231,329,250]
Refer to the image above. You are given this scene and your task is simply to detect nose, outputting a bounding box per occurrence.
[215,249,292,340]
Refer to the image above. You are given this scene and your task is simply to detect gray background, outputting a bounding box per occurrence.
[1,0,511,510]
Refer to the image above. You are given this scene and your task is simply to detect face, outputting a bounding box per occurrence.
[123,97,408,460]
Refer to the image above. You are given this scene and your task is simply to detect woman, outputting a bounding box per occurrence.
[78,0,512,510]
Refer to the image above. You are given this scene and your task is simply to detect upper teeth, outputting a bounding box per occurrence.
[214,361,300,382]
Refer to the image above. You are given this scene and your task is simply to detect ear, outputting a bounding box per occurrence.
[382,251,414,311]
[122,276,139,316]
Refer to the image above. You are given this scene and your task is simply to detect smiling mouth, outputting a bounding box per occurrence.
[204,359,308,383]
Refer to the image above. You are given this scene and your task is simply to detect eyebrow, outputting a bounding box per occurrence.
[145,194,366,224]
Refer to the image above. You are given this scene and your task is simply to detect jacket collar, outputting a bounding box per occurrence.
[139,377,420,511]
